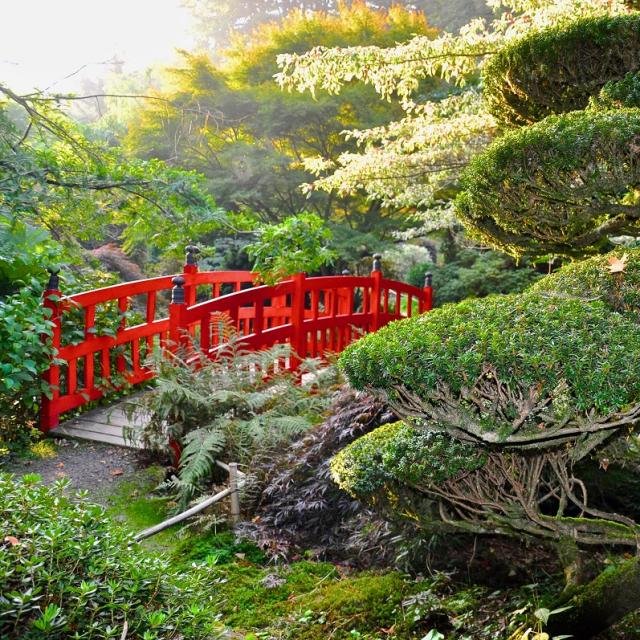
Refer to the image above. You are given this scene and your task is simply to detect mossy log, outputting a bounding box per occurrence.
[546,558,640,638]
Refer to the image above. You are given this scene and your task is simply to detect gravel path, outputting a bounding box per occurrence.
[4,437,146,497]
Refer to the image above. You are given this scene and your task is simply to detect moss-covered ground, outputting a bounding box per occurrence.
[96,466,640,640]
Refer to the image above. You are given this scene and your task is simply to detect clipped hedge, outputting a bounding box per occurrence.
[530,246,640,317]
[331,421,486,499]
[0,474,220,640]
[339,291,640,447]
[455,108,640,258]
[593,71,640,109]
[483,14,640,126]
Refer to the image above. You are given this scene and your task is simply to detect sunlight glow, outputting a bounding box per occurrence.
[0,0,195,92]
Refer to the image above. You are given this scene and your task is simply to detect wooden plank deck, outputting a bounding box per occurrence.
[51,398,148,449]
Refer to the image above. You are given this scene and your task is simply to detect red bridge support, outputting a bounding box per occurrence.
[40,247,433,431]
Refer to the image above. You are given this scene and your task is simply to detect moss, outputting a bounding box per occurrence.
[293,572,423,638]
[102,465,177,551]
[171,530,267,569]
[483,14,640,126]
[209,560,339,629]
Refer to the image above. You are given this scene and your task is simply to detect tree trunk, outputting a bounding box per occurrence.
[546,557,640,638]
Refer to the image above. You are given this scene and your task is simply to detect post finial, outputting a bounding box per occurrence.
[46,266,61,291]
[185,242,200,266]
[372,253,382,273]
[171,275,186,304]
[425,271,433,288]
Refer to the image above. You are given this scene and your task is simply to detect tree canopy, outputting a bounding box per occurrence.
[124,2,439,261]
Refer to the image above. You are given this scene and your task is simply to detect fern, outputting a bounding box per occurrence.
[132,317,341,508]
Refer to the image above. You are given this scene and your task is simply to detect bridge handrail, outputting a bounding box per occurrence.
[40,251,433,431]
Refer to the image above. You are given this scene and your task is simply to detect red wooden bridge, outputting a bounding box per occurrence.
[40,250,433,432]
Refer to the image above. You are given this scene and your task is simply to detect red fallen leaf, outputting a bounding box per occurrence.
[4,536,20,546]
[110,468,124,477]
[56,462,65,468]
[380,626,396,635]
[608,253,628,274]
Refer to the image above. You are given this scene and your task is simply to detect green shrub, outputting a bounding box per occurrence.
[530,246,640,318]
[592,71,640,109]
[406,250,541,306]
[483,14,640,126]
[455,109,640,258]
[339,291,640,450]
[137,327,340,507]
[331,421,485,498]
[0,282,55,456]
[245,212,336,284]
[0,474,221,639]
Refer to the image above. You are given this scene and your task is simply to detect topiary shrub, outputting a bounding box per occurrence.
[0,474,220,639]
[338,290,640,548]
[483,14,640,126]
[530,246,640,318]
[331,421,486,499]
[592,71,640,109]
[455,109,640,258]
[341,291,640,452]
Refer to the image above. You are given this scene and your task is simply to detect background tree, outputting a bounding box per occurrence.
[181,0,490,52]
[124,3,439,267]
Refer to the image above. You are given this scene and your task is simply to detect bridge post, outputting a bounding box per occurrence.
[422,272,434,312]
[183,243,200,307]
[289,272,307,373]
[371,254,383,331]
[169,275,188,354]
[41,267,62,431]
[338,269,351,315]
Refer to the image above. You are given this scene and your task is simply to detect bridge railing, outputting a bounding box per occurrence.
[41,250,433,431]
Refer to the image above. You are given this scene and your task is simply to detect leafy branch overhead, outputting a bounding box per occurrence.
[0,83,229,258]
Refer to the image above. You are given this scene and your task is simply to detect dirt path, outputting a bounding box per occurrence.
[3,437,146,498]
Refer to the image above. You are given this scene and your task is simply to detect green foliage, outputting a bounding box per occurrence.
[137,324,340,506]
[0,219,61,295]
[124,5,437,265]
[246,212,336,283]
[455,108,640,258]
[483,14,640,126]
[172,531,267,569]
[331,421,486,498]
[340,291,640,444]
[593,71,640,109]
[530,246,640,318]
[0,282,54,443]
[0,87,229,268]
[406,249,541,306]
[0,474,221,639]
